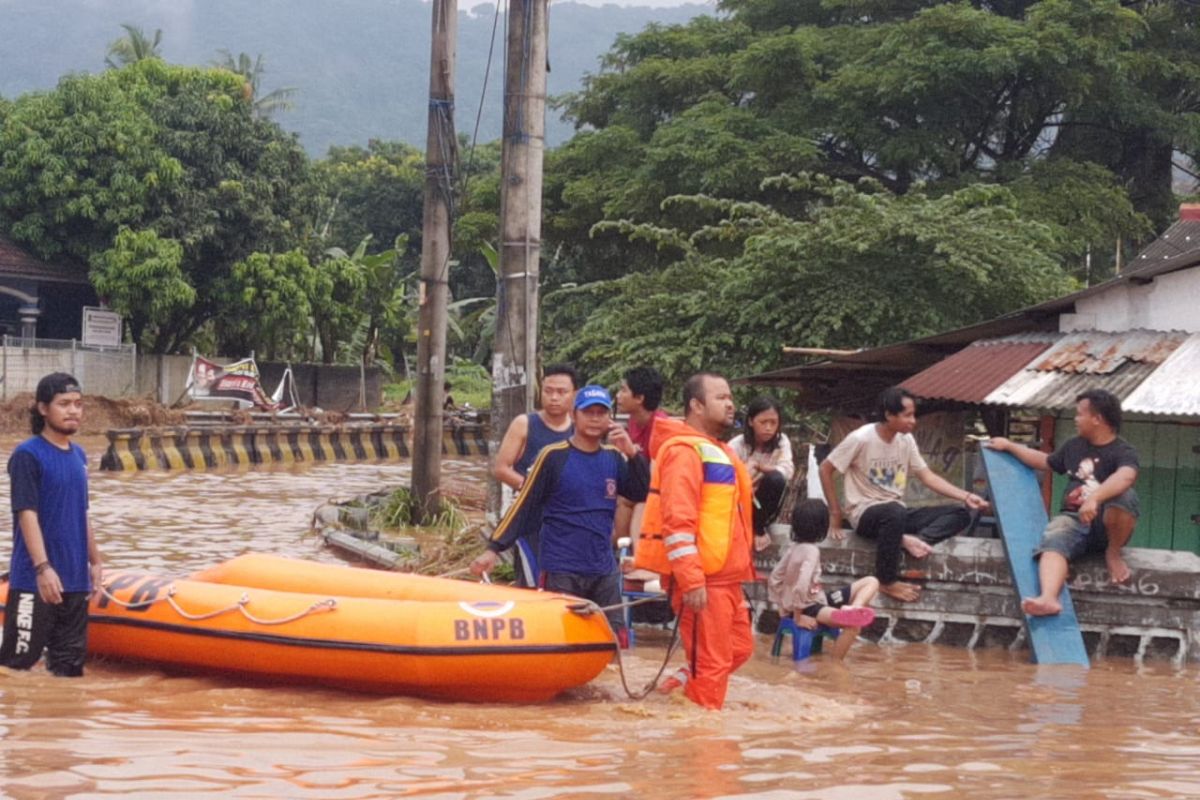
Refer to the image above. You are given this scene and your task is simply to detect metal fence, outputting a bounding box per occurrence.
[1,337,137,399]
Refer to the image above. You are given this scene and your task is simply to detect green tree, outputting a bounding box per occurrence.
[548,0,1176,288]
[321,236,413,371]
[312,137,504,364]
[546,176,1076,389]
[105,23,163,68]
[213,50,297,119]
[314,141,425,257]
[220,249,316,360]
[0,60,314,353]
[90,228,195,346]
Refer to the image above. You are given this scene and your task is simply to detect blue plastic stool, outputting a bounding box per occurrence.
[771,617,839,661]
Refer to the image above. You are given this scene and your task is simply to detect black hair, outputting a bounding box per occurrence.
[790,498,830,544]
[623,366,664,411]
[32,372,82,435]
[876,386,916,421]
[744,395,784,454]
[1077,388,1122,432]
[543,363,579,389]
[682,372,721,415]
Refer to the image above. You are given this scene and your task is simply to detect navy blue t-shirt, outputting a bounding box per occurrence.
[490,441,641,576]
[8,436,91,592]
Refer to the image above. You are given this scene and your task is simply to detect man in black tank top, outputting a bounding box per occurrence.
[492,364,577,586]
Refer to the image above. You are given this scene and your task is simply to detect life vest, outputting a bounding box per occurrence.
[635,432,748,577]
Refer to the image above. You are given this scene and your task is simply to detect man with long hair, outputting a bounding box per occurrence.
[1,373,103,675]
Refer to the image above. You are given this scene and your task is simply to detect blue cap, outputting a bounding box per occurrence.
[574,384,613,411]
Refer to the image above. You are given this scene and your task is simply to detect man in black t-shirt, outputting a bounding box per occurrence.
[987,389,1139,616]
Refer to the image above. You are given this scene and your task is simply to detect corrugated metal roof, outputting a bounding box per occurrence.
[1128,220,1200,265]
[1123,333,1200,416]
[900,335,1058,403]
[984,329,1189,411]
[1029,328,1186,375]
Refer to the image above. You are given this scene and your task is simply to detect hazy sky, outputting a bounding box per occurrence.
[552,0,714,7]
[562,0,712,5]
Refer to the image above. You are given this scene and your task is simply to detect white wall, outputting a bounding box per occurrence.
[1,343,137,399]
[1060,267,1200,333]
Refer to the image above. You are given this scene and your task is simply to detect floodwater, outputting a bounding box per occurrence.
[2,436,1199,799]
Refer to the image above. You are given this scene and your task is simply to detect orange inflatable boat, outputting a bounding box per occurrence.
[0,554,617,701]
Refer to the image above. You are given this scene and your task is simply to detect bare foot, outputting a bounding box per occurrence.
[880,581,921,602]
[901,534,933,559]
[1106,551,1132,585]
[1021,595,1062,616]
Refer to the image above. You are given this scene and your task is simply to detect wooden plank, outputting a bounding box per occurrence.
[982,448,1090,668]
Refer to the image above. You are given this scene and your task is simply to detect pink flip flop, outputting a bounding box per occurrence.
[829,606,876,628]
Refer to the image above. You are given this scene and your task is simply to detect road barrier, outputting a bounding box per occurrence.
[100,423,488,471]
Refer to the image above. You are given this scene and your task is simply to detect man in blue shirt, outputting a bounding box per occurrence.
[471,385,645,644]
[1,372,103,676]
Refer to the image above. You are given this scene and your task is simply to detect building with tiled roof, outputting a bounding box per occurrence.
[0,235,97,339]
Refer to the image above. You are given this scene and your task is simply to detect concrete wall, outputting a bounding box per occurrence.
[750,533,1200,664]
[1,341,136,399]
[134,355,383,409]
[135,354,192,404]
[259,362,382,411]
[1063,266,1200,333]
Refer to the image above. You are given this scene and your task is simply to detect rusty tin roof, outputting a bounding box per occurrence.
[984,329,1190,411]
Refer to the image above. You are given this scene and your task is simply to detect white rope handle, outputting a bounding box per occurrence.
[239,597,337,625]
[98,582,337,625]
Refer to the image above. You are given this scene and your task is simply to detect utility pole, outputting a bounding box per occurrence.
[489,0,549,521]
[412,0,457,522]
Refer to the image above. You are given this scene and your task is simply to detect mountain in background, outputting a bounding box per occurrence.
[0,0,712,154]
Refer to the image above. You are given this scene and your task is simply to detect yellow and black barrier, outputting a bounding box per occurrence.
[99,423,489,471]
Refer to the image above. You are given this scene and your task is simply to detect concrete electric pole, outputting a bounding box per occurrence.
[411,0,457,522]
[488,0,549,521]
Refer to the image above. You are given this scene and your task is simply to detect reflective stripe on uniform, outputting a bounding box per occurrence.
[664,533,696,546]
[667,545,699,560]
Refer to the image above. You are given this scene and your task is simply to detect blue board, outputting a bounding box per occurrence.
[981,448,1090,668]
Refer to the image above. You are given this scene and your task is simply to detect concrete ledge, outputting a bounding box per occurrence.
[749,534,1200,663]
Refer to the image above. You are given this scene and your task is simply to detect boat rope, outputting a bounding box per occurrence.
[97,583,338,625]
[612,612,682,701]
[567,596,683,700]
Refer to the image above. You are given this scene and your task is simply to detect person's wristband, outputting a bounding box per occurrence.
[34,561,50,576]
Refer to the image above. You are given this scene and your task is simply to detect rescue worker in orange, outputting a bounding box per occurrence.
[634,372,756,710]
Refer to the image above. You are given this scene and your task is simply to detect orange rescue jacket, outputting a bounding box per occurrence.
[634,418,755,592]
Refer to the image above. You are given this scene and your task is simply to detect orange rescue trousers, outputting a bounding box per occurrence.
[672,582,754,709]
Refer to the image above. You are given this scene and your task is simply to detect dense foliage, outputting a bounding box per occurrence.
[2,1,1198,392]
[539,0,1198,388]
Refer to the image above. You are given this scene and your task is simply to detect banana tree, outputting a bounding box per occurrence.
[447,242,498,364]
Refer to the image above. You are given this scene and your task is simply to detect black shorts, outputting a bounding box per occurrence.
[542,570,625,632]
[801,584,852,619]
[0,588,90,676]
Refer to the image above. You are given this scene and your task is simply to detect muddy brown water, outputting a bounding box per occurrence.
[1,436,1198,799]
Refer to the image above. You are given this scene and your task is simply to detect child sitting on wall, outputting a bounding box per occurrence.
[768,498,879,659]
